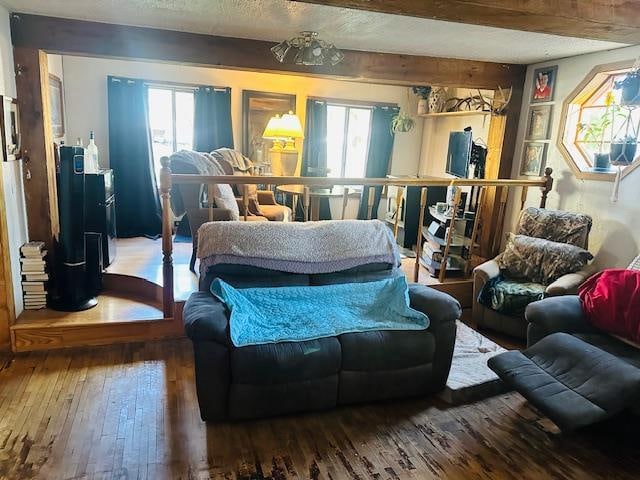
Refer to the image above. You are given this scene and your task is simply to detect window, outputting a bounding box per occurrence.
[326,104,372,178]
[148,86,194,181]
[559,61,640,180]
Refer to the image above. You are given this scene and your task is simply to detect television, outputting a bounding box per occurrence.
[446,131,472,178]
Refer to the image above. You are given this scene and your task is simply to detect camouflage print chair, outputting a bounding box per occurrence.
[472,207,595,339]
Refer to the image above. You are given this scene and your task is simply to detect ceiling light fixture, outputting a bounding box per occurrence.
[271,31,344,66]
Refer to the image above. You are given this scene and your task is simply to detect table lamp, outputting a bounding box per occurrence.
[262,111,303,176]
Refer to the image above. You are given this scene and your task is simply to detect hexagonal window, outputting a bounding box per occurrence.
[558,60,640,181]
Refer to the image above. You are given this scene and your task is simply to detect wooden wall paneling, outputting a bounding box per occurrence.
[292,0,640,44]
[0,164,15,351]
[478,113,508,258]
[9,14,525,89]
[13,47,59,254]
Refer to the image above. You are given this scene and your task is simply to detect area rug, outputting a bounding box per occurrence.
[438,321,510,405]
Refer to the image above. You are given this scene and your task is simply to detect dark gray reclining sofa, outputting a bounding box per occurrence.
[183,263,461,421]
[489,295,640,431]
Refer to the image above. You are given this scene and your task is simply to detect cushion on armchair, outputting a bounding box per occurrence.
[498,233,593,285]
[516,207,592,248]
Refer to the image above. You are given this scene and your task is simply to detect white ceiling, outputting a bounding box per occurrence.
[2,0,628,64]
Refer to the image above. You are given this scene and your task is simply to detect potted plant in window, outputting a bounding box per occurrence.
[614,63,640,107]
[578,92,617,171]
[412,86,432,115]
[610,134,638,166]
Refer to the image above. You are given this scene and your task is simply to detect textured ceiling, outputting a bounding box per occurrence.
[1,0,627,64]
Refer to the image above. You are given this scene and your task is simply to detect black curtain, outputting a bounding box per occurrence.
[107,76,161,238]
[357,106,400,220]
[301,99,331,220]
[193,86,234,152]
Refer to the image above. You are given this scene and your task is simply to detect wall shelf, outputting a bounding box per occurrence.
[419,110,491,119]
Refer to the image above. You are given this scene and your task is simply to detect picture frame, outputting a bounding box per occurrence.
[531,65,558,103]
[242,90,296,164]
[520,142,548,176]
[0,96,21,162]
[525,105,553,140]
[49,73,65,138]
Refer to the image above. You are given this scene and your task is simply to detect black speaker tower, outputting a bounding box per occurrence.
[49,145,98,311]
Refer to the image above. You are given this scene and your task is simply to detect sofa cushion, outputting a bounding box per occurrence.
[200,264,310,291]
[516,207,592,248]
[339,329,435,371]
[498,233,592,285]
[231,337,341,385]
[310,263,396,285]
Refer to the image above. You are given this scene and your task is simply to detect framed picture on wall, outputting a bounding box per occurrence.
[242,90,296,164]
[520,142,548,176]
[525,105,553,140]
[49,73,65,138]
[531,65,558,103]
[0,96,21,162]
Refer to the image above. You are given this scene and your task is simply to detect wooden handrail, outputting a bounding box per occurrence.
[169,173,550,188]
[159,155,553,318]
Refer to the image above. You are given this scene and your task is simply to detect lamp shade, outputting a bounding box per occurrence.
[262,115,284,139]
[279,112,304,139]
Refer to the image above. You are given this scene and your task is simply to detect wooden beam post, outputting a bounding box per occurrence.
[14,47,59,253]
[159,156,174,318]
[413,187,427,283]
[10,13,525,90]
[293,0,640,44]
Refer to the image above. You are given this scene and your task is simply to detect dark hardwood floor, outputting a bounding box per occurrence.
[0,339,638,479]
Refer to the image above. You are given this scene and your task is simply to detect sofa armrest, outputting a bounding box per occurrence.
[183,292,231,346]
[257,190,277,205]
[545,265,597,296]
[473,259,501,283]
[525,295,598,347]
[409,284,461,328]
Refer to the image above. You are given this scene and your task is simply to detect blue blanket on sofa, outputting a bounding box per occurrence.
[210,276,429,347]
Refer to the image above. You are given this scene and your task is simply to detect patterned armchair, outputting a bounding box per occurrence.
[472,207,596,339]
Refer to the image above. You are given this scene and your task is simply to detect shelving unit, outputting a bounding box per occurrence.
[418,110,491,119]
[414,187,486,283]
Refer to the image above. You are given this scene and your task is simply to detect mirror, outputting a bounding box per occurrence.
[242,90,296,164]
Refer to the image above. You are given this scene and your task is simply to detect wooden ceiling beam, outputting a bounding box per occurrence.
[292,0,640,44]
[9,13,523,89]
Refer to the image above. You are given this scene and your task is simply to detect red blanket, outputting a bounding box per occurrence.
[579,269,640,342]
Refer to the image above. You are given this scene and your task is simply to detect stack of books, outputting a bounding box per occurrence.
[20,242,48,310]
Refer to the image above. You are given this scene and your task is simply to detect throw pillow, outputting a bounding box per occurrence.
[232,171,263,216]
[579,269,640,343]
[212,183,240,221]
[498,233,593,285]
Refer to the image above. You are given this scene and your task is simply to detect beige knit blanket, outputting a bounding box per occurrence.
[197,219,400,274]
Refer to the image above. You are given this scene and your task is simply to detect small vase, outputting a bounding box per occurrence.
[417,99,428,115]
[593,152,611,171]
[610,142,637,166]
[621,76,640,106]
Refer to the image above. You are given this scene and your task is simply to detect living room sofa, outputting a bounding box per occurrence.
[183,263,461,421]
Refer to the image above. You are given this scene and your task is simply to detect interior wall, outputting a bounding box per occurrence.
[0,6,28,333]
[505,44,640,268]
[418,88,493,177]
[60,55,425,177]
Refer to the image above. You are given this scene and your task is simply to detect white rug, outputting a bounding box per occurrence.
[439,321,510,405]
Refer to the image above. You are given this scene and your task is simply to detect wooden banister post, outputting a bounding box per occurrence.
[520,185,529,211]
[393,186,404,240]
[341,187,350,220]
[159,156,174,318]
[243,184,249,222]
[366,187,375,220]
[540,167,553,208]
[413,187,427,283]
[303,186,310,221]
